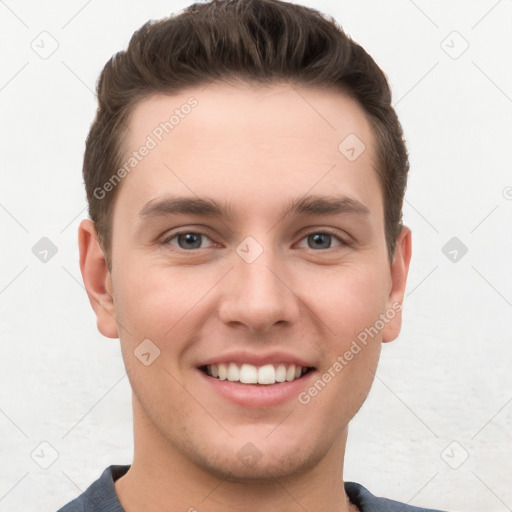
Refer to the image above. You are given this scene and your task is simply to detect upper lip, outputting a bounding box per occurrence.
[197,350,316,368]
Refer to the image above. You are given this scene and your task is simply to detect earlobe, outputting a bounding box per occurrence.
[78,219,119,339]
[382,226,412,343]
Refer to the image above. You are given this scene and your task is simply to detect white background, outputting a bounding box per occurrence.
[1,1,511,511]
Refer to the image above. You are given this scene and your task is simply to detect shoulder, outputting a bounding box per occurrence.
[56,465,130,512]
[345,481,448,512]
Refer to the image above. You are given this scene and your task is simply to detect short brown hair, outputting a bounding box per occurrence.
[83,0,409,268]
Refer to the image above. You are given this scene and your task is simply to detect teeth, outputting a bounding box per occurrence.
[275,364,287,382]
[257,364,275,385]
[227,362,239,382]
[205,363,309,385]
[218,363,227,380]
[240,364,258,384]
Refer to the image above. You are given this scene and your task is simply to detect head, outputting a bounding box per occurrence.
[79,0,411,484]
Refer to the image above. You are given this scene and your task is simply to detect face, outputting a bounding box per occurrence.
[81,82,410,481]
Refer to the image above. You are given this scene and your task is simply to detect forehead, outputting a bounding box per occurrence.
[115,82,381,221]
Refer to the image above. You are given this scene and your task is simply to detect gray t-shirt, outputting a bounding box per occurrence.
[57,465,446,512]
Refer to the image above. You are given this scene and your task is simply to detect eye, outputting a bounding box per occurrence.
[296,231,346,250]
[163,231,215,251]
[161,229,348,252]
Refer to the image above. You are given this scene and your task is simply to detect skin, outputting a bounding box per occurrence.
[79,82,411,512]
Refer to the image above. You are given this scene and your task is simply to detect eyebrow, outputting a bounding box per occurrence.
[137,194,370,222]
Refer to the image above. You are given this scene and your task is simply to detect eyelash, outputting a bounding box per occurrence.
[160,228,350,252]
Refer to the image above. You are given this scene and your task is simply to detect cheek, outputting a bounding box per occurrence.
[301,263,390,342]
[292,265,387,411]
[114,255,390,350]
[114,261,210,340]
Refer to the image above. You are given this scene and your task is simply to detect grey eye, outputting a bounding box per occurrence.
[170,232,210,250]
[297,232,345,250]
[307,233,332,249]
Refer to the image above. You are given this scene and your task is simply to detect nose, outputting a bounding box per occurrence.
[218,240,301,335]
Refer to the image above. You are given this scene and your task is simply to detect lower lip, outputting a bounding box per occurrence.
[198,369,317,408]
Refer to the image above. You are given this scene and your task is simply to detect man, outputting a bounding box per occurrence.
[58,0,444,510]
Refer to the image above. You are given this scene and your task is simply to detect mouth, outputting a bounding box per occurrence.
[196,352,318,408]
[199,362,314,385]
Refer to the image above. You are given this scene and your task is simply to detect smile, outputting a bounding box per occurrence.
[201,363,313,385]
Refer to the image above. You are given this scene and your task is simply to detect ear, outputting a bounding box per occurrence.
[78,219,119,339]
[382,226,412,343]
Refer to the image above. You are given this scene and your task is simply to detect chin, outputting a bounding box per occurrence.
[183,428,327,483]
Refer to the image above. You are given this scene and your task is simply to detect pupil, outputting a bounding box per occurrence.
[179,233,201,249]
[309,233,331,249]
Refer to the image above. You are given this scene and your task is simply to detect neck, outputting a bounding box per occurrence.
[115,396,357,512]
